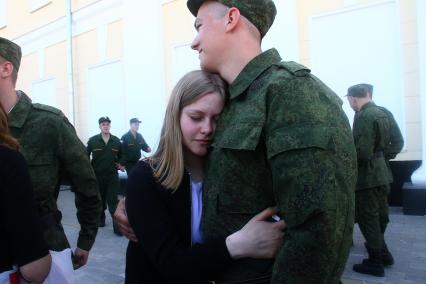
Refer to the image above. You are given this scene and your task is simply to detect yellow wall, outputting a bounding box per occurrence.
[45,41,68,112]
[16,52,39,95]
[1,1,65,39]
[106,20,123,60]
[162,0,195,96]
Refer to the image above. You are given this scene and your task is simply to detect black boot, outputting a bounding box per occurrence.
[353,248,384,277]
[381,242,394,266]
[364,242,394,266]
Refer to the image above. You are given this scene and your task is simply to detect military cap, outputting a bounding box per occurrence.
[129,117,141,124]
[0,37,22,71]
[346,84,371,98]
[187,0,276,38]
[98,116,111,124]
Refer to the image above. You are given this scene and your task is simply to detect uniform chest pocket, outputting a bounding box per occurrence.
[213,122,263,150]
[210,122,274,215]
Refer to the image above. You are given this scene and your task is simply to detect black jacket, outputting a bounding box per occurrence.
[125,161,232,284]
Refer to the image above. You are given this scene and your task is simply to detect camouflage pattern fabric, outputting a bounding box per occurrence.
[355,185,390,250]
[8,91,102,251]
[202,49,357,283]
[352,102,393,190]
[376,106,404,160]
[0,37,21,71]
[187,0,276,38]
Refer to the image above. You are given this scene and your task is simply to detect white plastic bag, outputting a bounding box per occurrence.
[43,248,74,284]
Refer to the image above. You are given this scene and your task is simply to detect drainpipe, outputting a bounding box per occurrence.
[411,0,426,186]
[66,0,75,124]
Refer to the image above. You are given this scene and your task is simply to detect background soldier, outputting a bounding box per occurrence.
[0,37,102,268]
[346,84,395,277]
[87,116,123,235]
[120,117,151,175]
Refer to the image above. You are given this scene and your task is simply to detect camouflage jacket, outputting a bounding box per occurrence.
[120,130,149,164]
[353,102,393,189]
[87,133,122,174]
[376,106,404,161]
[202,49,357,281]
[8,91,102,251]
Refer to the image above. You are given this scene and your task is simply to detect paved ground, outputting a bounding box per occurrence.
[58,189,426,284]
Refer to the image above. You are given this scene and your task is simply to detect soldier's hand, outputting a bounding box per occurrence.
[114,198,138,242]
[73,248,89,269]
[225,207,285,259]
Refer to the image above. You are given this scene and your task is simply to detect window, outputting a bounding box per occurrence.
[29,0,51,12]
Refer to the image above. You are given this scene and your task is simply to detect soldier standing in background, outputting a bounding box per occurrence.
[346,84,396,277]
[120,117,151,175]
[0,37,102,269]
[87,116,123,236]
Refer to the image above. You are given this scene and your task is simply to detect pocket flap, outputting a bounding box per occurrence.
[267,126,335,159]
[213,122,263,151]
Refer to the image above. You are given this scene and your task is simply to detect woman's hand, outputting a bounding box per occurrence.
[225,207,285,259]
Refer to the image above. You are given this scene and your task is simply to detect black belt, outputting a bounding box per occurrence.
[39,210,62,231]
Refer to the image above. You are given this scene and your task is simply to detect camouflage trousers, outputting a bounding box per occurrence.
[355,184,390,250]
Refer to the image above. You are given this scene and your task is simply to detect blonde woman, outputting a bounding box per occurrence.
[124,70,285,283]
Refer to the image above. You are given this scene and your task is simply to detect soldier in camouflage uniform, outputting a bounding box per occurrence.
[87,116,123,235]
[347,84,400,276]
[120,117,151,175]
[187,1,357,283]
[0,37,102,268]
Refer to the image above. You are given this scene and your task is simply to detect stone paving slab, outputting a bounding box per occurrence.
[58,190,426,284]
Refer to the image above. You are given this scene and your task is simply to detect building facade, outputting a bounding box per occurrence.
[1,0,423,182]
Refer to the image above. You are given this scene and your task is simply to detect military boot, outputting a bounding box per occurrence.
[364,242,394,266]
[353,249,384,277]
[381,242,394,266]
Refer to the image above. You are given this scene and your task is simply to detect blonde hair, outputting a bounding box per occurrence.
[149,70,227,192]
[0,102,19,150]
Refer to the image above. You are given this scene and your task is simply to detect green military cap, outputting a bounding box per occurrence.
[129,117,141,124]
[346,84,371,97]
[98,116,111,124]
[0,37,22,72]
[187,0,276,38]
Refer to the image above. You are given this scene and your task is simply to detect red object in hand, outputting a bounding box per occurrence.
[9,271,20,284]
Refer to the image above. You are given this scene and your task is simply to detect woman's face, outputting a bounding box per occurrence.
[180,92,224,158]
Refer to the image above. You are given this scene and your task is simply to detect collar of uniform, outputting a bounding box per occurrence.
[228,48,282,100]
[360,101,376,112]
[8,91,32,128]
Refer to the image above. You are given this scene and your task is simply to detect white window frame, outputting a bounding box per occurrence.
[29,0,51,13]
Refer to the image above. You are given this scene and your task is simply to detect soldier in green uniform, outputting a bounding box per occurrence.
[120,117,151,175]
[346,84,400,276]
[0,37,102,268]
[186,1,357,283]
[87,116,123,235]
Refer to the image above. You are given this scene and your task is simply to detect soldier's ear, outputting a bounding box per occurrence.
[225,7,241,33]
[0,60,14,79]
